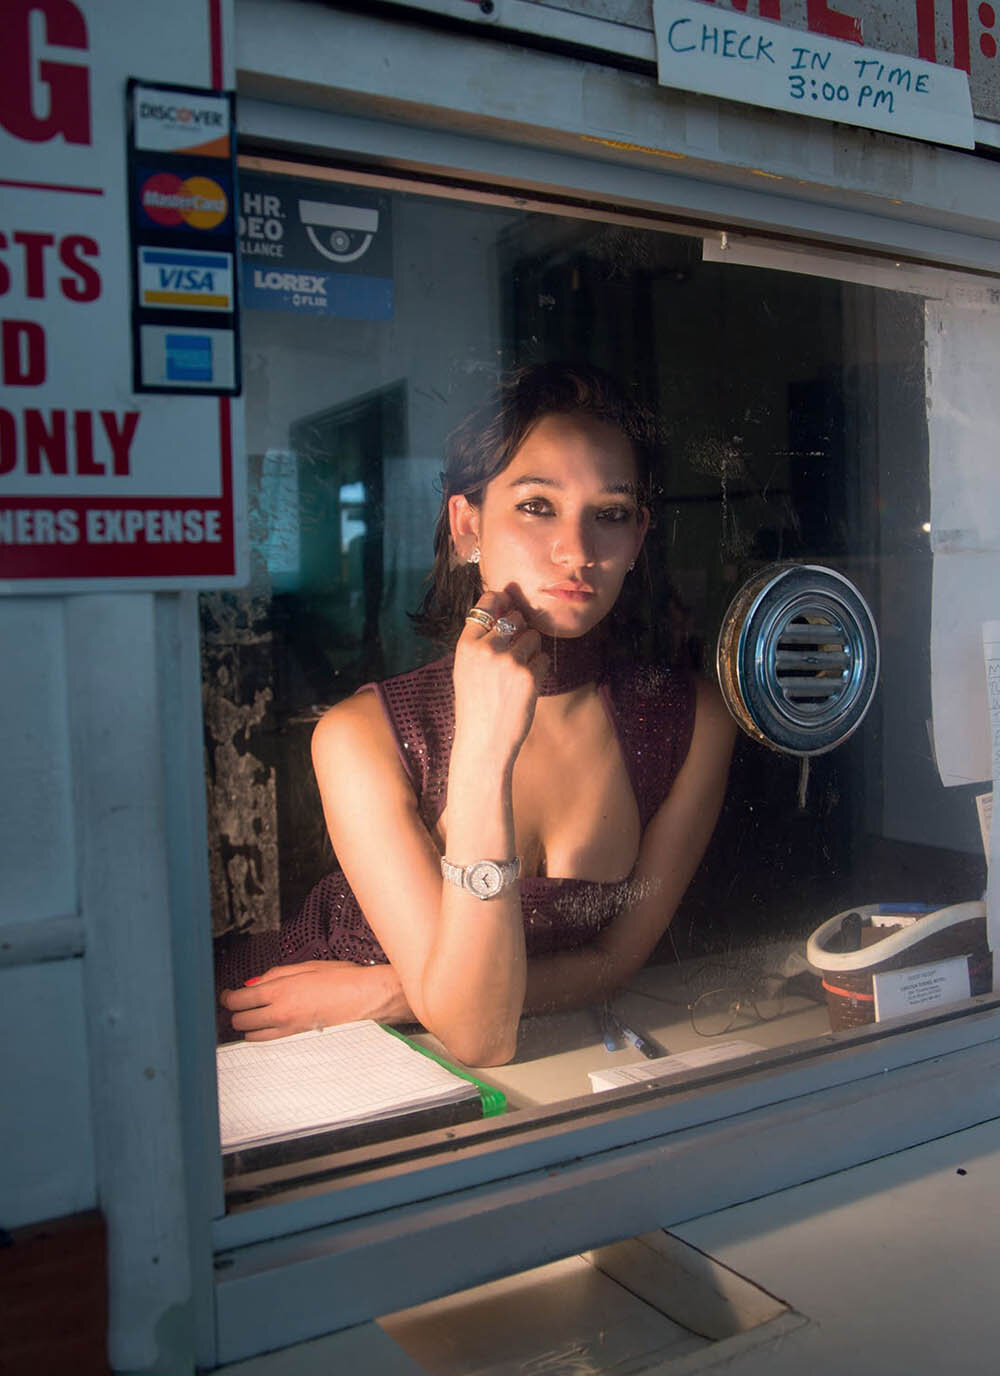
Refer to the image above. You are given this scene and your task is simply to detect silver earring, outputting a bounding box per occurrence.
[468,546,481,565]
[628,560,636,571]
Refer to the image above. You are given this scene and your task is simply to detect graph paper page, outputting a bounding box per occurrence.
[217,1021,473,1150]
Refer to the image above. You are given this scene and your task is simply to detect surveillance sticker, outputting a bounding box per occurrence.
[238,173,393,318]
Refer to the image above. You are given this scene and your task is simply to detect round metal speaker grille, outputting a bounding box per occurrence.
[716,564,880,756]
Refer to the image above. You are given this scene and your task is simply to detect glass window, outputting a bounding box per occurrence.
[204,158,995,1201]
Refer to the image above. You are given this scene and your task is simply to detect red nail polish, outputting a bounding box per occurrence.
[244,976,260,985]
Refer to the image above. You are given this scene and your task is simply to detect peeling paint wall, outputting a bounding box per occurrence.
[201,590,281,937]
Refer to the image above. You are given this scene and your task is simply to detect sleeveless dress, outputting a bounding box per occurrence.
[215,655,696,999]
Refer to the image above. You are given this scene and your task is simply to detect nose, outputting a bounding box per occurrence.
[551,516,595,569]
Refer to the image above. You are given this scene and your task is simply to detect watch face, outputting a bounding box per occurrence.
[467,861,503,899]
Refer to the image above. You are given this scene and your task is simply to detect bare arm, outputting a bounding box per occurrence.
[223,680,528,1061]
[312,592,546,1064]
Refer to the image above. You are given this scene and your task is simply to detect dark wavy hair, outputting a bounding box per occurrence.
[414,362,658,646]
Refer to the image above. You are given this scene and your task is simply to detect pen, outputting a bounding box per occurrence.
[596,1006,619,1052]
[620,1022,666,1060]
[603,1009,666,1060]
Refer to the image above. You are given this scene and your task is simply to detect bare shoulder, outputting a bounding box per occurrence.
[311,688,406,791]
[313,686,385,745]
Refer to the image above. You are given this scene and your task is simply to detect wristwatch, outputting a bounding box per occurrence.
[440,855,521,900]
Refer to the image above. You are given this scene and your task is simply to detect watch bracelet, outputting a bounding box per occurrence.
[440,855,521,899]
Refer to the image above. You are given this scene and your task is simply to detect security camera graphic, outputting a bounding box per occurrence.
[298,199,379,263]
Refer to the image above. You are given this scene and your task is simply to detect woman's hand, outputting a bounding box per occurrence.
[219,961,412,1041]
[452,589,548,772]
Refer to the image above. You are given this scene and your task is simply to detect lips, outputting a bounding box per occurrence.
[541,582,596,602]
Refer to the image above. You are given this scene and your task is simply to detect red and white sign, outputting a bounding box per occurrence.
[0,0,246,590]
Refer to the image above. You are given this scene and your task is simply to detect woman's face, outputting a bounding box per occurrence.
[449,411,649,638]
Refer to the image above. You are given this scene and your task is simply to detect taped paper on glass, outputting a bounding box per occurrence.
[977,792,994,859]
[927,297,1000,785]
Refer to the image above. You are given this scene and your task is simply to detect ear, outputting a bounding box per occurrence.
[448,494,480,560]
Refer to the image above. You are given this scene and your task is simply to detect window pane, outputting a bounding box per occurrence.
[204,164,994,1195]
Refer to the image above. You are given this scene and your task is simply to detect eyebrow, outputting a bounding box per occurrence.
[507,475,636,496]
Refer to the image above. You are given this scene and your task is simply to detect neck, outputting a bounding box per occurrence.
[537,623,609,696]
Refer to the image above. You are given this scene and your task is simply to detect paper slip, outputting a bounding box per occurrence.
[589,1040,761,1092]
[872,956,971,1023]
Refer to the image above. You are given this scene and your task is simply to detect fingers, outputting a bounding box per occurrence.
[220,962,358,1041]
[463,595,532,651]
[219,985,255,1010]
[252,962,316,981]
[230,1005,283,1034]
[506,620,540,664]
[457,595,549,692]
[222,975,308,1037]
[490,607,526,644]
[218,970,279,1009]
[462,588,510,640]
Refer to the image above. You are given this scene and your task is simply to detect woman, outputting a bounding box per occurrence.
[219,364,735,1065]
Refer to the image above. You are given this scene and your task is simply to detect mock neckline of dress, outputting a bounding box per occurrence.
[536,624,609,696]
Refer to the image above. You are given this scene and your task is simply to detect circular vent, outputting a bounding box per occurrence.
[716,565,880,756]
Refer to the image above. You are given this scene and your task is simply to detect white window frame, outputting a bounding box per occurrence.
[165,4,1000,1365]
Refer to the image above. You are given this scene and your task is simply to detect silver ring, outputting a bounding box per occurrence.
[494,617,518,639]
[465,607,496,631]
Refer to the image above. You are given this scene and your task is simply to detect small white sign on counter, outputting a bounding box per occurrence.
[652,0,974,149]
[872,956,971,1022]
[589,1039,760,1093]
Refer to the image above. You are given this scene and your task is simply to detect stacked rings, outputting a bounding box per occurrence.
[465,608,519,640]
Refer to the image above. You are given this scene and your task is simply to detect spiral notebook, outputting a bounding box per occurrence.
[218,1020,505,1170]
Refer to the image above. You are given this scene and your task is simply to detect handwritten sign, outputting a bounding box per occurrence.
[653,0,974,149]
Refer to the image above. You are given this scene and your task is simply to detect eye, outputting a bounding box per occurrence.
[596,505,633,523]
[517,497,555,517]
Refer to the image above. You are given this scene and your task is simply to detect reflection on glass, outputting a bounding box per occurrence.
[203,165,992,1190]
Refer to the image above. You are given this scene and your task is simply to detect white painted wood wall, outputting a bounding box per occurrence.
[0,594,206,1371]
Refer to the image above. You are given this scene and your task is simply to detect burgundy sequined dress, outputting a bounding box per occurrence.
[215,648,696,1002]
